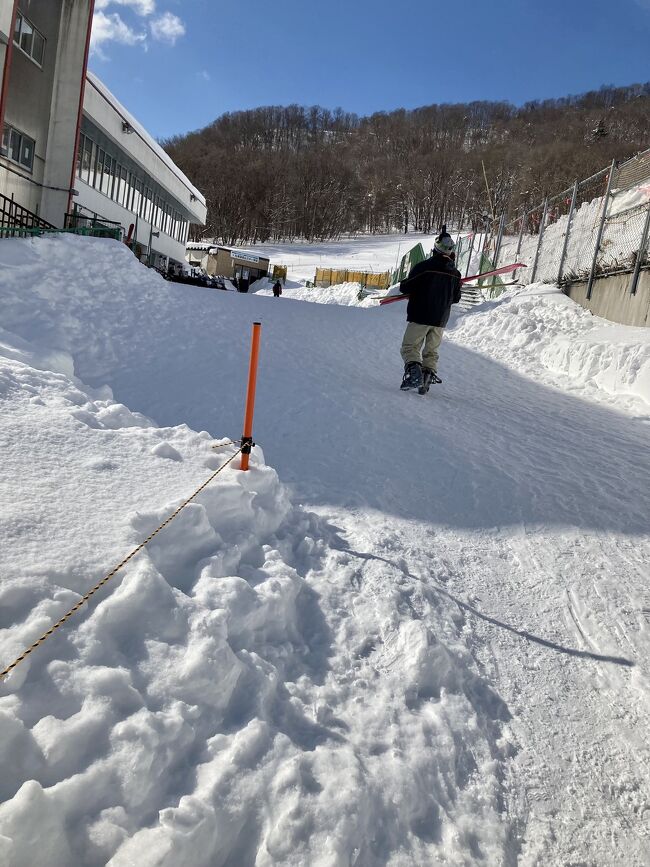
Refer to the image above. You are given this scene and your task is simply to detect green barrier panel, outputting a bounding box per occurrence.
[390,243,425,285]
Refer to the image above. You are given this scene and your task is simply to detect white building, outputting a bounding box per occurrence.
[0,0,206,266]
[73,73,206,268]
[0,0,94,227]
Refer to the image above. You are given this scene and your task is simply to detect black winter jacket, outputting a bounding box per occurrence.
[400,253,462,327]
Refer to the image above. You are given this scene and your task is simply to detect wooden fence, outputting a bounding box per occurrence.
[314,268,391,290]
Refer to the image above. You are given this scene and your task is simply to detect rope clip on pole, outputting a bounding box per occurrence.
[240,322,261,471]
[241,436,255,455]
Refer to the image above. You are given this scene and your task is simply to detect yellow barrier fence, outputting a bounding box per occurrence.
[314,268,391,290]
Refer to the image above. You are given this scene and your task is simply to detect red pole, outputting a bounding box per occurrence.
[240,322,261,471]
[0,1,20,145]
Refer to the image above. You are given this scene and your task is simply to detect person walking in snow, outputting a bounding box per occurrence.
[399,227,462,393]
[272,280,283,298]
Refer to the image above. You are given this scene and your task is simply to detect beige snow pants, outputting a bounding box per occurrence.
[400,323,445,372]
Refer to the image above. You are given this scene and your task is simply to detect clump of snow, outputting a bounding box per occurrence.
[609,182,650,217]
[450,283,650,408]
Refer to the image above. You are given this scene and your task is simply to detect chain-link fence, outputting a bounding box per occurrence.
[455,231,492,279]
[605,152,650,298]
[486,149,650,301]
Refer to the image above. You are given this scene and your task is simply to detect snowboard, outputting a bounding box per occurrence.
[377,262,527,306]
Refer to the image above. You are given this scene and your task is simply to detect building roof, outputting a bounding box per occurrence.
[185,242,270,262]
[86,71,206,208]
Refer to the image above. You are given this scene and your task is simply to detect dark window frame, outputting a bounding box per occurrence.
[0,123,36,172]
[13,11,46,67]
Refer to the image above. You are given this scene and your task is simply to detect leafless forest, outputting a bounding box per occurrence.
[162,83,650,244]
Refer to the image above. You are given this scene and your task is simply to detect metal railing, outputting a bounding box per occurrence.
[64,211,123,240]
[0,191,55,237]
[0,194,123,241]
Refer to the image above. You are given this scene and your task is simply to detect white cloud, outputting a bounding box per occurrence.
[150,11,186,44]
[91,3,185,57]
[91,10,147,54]
[198,69,211,82]
[94,0,156,16]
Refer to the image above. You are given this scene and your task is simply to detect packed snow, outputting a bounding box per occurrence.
[0,234,649,866]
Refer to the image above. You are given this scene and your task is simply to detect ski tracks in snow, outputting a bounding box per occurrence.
[317,509,650,865]
[2,237,650,864]
[295,511,517,865]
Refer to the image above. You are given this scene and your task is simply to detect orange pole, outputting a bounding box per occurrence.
[240,322,261,471]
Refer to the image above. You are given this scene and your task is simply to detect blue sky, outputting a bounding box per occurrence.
[90,0,650,140]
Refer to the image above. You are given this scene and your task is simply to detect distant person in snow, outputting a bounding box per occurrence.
[399,227,462,394]
[272,280,283,298]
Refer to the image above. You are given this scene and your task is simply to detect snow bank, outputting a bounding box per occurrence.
[254,277,378,307]
[609,181,650,217]
[450,284,650,407]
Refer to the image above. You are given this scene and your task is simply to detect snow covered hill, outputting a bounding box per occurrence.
[1,234,649,866]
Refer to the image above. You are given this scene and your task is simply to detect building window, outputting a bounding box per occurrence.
[102,154,115,197]
[14,12,45,66]
[132,178,142,215]
[94,148,105,190]
[0,124,35,172]
[80,136,94,184]
[142,187,153,222]
[118,165,128,206]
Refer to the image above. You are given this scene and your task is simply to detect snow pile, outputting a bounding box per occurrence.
[449,283,650,407]
[609,182,650,217]
[254,278,378,307]
[0,235,512,866]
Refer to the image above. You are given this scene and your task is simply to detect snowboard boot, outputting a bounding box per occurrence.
[400,361,423,390]
[418,368,442,394]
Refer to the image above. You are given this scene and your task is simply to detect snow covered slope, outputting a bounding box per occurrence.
[1,235,649,866]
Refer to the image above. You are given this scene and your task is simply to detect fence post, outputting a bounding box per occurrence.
[489,213,506,290]
[464,232,476,278]
[557,180,578,286]
[586,158,616,301]
[515,210,526,259]
[240,322,262,472]
[628,204,650,296]
[494,213,505,267]
[531,198,549,283]
[480,216,491,263]
[512,208,527,282]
